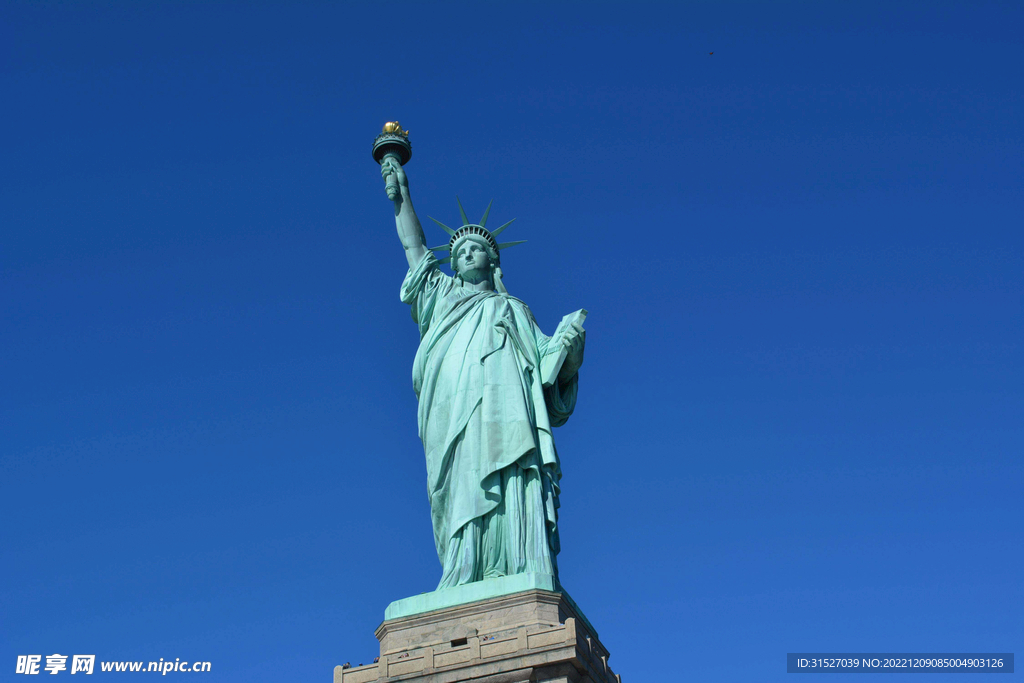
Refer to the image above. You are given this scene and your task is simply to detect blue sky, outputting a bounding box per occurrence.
[2,2,1021,681]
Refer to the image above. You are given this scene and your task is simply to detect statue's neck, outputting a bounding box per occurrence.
[462,277,493,292]
[459,270,493,291]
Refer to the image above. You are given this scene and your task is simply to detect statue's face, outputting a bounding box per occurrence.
[455,239,492,280]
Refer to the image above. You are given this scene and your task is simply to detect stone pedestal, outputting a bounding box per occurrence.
[334,584,620,683]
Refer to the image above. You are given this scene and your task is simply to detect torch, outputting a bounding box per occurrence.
[372,122,412,201]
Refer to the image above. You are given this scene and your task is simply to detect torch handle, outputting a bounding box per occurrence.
[381,152,402,201]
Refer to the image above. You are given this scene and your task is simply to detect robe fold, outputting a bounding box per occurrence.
[400,252,578,588]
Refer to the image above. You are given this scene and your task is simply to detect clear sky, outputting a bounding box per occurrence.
[2,2,1021,681]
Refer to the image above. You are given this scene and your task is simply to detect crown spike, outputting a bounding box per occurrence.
[479,200,493,227]
[456,197,470,227]
[437,256,451,265]
[497,240,527,250]
[428,216,456,236]
[491,218,517,237]
[427,244,451,252]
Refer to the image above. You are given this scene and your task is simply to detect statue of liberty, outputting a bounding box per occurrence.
[376,124,586,590]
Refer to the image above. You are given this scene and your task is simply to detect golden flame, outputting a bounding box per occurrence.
[382,121,409,136]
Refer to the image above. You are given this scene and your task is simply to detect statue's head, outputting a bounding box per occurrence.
[451,231,499,283]
[426,199,526,290]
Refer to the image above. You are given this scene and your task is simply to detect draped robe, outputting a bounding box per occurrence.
[400,252,578,588]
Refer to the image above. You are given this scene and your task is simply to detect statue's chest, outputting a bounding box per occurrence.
[436,295,519,349]
[441,291,511,320]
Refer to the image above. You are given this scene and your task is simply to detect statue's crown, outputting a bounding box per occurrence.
[426,198,525,269]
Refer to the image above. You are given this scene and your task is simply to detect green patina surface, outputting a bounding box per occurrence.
[375,127,591,622]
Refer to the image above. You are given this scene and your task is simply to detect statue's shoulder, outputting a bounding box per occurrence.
[407,252,453,287]
[505,294,531,308]
[504,295,541,326]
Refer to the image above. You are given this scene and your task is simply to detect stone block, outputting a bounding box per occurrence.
[334,586,621,683]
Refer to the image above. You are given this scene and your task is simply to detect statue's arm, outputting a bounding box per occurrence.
[381,158,428,269]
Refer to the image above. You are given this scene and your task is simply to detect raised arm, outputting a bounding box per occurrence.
[381,158,428,269]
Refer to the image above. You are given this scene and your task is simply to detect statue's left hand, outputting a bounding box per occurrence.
[558,322,586,381]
